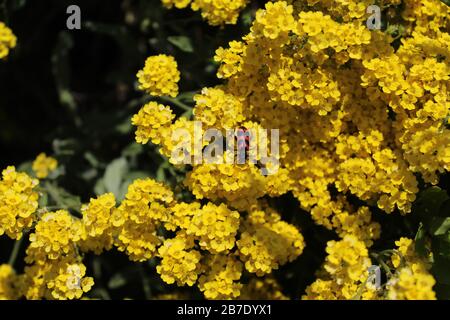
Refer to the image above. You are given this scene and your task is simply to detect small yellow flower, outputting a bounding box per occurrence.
[32,153,58,179]
[0,22,16,59]
[0,166,39,239]
[137,54,180,97]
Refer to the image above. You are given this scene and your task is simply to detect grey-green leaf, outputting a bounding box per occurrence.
[430,217,450,236]
[108,273,127,289]
[103,158,128,197]
[167,36,194,53]
[415,223,427,256]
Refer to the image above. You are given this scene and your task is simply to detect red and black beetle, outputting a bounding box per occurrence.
[236,126,251,155]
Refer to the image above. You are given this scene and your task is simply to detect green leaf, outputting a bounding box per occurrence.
[430,217,450,236]
[431,255,450,285]
[94,178,107,196]
[38,192,48,208]
[60,89,76,109]
[414,223,427,256]
[107,266,141,290]
[432,234,450,259]
[81,168,98,181]
[43,182,81,212]
[103,158,128,197]
[84,152,100,168]
[441,0,450,7]
[62,194,82,210]
[52,139,78,156]
[115,115,133,134]
[240,9,253,27]
[108,273,127,289]
[58,187,81,208]
[124,171,149,181]
[156,164,166,182]
[46,165,65,180]
[413,187,449,226]
[177,91,197,103]
[17,161,33,176]
[52,32,80,127]
[167,36,194,53]
[121,143,144,158]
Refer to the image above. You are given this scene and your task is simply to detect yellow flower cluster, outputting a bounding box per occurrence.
[185,164,266,211]
[78,193,116,254]
[0,264,19,300]
[402,0,450,35]
[156,232,202,286]
[161,0,191,9]
[112,178,174,261]
[254,1,296,40]
[193,87,245,129]
[386,238,436,300]
[137,54,180,97]
[110,177,304,299]
[132,101,175,144]
[198,254,243,299]
[209,0,449,236]
[27,210,82,261]
[184,202,240,253]
[323,235,372,285]
[161,0,249,26]
[128,0,450,299]
[20,257,94,300]
[157,200,243,295]
[0,166,39,239]
[303,236,437,300]
[128,55,308,297]
[22,210,94,300]
[237,208,305,276]
[159,116,205,162]
[288,0,402,25]
[0,22,16,59]
[43,171,297,299]
[328,199,380,246]
[303,235,376,300]
[335,132,419,214]
[0,164,303,300]
[214,41,246,79]
[32,153,58,179]
[191,0,249,26]
[43,261,94,300]
[2,0,448,300]
[0,165,96,300]
[239,276,289,300]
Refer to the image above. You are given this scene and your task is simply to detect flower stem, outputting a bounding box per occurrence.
[158,96,192,112]
[139,264,152,300]
[370,252,394,277]
[8,236,24,267]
